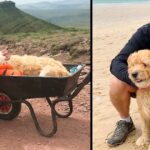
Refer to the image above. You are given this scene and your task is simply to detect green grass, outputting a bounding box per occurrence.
[0,1,90,60]
[0,1,60,34]
[0,29,90,59]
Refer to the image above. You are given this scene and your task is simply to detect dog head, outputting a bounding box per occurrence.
[128,49,150,88]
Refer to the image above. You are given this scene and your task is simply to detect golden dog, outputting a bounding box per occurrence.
[128,49,150,149]
[0,54,69,77]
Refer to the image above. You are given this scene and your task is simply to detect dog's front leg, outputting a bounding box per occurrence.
[136,117,150,146]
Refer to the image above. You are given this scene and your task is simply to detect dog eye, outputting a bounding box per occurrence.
[143,63,147,67]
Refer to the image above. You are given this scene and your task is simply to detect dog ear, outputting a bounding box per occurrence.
[127,52,138,66]
[140,50,150,66]
[127,55,132,64]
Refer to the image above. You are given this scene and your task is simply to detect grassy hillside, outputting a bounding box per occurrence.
[0,30,90,63]
[0,1,60,34]
[0,1,90,63]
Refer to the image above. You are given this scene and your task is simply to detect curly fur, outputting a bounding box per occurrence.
[128,49,150,148]
[6,55,69,77]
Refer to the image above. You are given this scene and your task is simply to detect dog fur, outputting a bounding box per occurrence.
[1,54,69,77]
[128,49,150,149]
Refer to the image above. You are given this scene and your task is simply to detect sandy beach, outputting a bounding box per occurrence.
[93,3,150,150]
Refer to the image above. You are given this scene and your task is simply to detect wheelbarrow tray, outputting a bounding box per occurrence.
[0,64,90,137]
[0,64,84,99]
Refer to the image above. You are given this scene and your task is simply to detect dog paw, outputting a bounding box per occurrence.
[136,136,150,146]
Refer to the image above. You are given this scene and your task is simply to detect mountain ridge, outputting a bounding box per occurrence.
[0,1,60,34]
[17,0,90,29]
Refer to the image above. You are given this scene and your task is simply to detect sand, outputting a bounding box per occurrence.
[93,3,150,150]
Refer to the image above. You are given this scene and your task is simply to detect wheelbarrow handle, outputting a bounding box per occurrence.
[70,70,91,99]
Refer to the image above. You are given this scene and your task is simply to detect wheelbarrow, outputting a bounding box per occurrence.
[0,64,90,137]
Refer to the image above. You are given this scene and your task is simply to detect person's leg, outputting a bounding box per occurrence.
[107,75,137,147]
[109,75,137,118]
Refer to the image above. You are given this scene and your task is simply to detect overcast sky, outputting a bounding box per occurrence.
[0,0,64,4]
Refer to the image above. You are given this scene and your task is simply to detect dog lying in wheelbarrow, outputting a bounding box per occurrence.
[0,49,69,77]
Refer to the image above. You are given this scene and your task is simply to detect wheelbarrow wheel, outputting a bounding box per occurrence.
[0,93,21,120]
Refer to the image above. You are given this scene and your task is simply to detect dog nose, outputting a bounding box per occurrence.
[132,71,138,78]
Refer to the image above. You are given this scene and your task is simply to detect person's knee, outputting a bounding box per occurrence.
[109,76,129,97]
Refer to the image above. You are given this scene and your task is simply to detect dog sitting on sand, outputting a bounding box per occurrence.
[128,49,150,149]
[0,52,69,77]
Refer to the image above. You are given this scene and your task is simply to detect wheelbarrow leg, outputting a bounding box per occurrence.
[70,72,91,99]
[52,98,73,118]
[52,72,91,118]
[22,98,57,137]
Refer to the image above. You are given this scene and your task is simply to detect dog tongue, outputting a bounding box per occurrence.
[136,79,142,83]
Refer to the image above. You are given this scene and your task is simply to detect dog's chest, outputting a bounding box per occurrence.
[137,90,150,116]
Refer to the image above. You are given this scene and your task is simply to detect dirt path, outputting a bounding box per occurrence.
[0,84,90,150]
